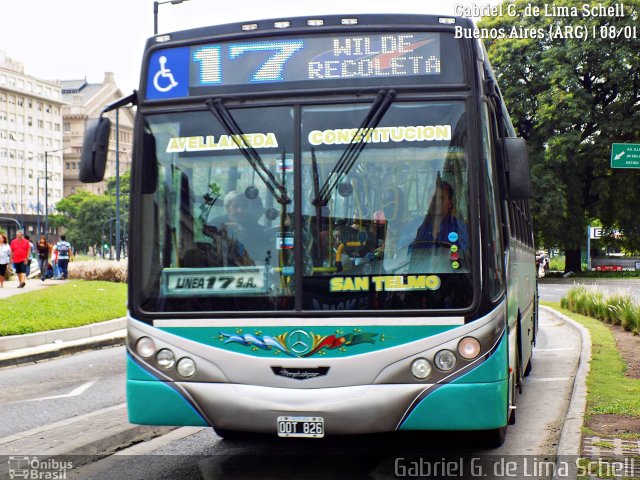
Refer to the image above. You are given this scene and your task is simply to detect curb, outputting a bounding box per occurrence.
[0,318,127,368]
[540,306,592,456]
[0,404,174,474]
[0,317,126,352]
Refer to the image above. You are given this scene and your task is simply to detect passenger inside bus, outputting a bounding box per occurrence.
[409,176,469,257]
[202,190,269,266]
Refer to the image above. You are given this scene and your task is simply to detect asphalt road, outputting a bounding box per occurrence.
[538,278,640,303]
[71,309,581,480]
[0,347,125,438]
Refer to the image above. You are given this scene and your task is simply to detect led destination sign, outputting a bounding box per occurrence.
[145,32,454,99]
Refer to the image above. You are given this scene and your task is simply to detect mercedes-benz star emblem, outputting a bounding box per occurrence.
[287,330,312,356]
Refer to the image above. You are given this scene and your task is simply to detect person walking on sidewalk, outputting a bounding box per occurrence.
[36,235,52,281]
[54,235,73,280]
[0,233,11,288]
[10,230,30,288]
[24,234,34,277]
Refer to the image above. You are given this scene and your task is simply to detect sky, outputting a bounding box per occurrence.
[0,0,498,94]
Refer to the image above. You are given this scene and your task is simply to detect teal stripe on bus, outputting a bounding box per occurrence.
[399,335,508,430]
[126,355,208,426]
[158,325,457,358]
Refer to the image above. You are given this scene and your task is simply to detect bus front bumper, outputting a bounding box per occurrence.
[127,378,508,434]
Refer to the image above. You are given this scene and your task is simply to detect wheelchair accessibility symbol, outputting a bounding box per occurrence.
[153,56,179,93]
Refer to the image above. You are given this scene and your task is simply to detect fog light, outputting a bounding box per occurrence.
[434,350,457,371]
[136,337,156,358]
[156,349,175,369]
[177,357,196,377]
[458,337,481,359]
[411,358,432,380]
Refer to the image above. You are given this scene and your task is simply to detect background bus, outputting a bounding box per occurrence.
[81,13,537,446]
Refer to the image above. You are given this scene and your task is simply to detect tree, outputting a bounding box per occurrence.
[54,191,114,254]
[480,0,640,270]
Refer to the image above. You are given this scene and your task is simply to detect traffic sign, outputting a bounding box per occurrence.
[611,143,640,168]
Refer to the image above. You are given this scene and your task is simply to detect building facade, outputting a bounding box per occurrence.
[62,72,134,197]
[0,51,64,239]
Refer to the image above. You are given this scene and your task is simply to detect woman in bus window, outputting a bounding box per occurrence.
[410,178,468,252]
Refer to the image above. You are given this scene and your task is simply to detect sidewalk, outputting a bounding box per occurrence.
[0,276,66,299]
[0,276,126,368]
[543,306,640,480]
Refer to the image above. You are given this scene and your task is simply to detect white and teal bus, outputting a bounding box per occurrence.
[81,13,537,446]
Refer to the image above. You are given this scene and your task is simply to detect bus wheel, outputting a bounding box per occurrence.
[482,425,507,448]
[523,357,533,377]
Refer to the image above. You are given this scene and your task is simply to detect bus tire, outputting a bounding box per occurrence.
[523,357,532,377]
[508,357,518,425]
[482,425,507,448]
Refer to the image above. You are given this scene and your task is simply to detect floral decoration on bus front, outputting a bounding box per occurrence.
[217,329,381,357]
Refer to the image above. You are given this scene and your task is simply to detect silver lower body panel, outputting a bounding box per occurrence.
[184,382,427,434]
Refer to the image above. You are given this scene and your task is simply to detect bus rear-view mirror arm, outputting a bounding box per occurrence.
[79,91,138,183]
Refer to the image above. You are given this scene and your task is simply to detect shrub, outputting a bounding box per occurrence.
[607,294,632,326]
[68,259,128,282]
[562,286,639,333]
[620,304,636,332]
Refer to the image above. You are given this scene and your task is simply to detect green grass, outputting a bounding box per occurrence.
[542,301,640,418]
[548,255,565,272]
[591,440,615,449]
[0,281,127,336]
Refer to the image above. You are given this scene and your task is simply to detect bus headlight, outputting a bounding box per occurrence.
[410,358,432,380]
[156,349,176,369]
[136,337,156,358]
[458,337,481,359]
[177,357,197,378]
[434,350,457,371]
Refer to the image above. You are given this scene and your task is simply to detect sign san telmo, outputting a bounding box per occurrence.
[611,143,640,169]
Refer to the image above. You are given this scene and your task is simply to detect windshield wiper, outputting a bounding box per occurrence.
[313,89,396,207]
[205,98,291,205]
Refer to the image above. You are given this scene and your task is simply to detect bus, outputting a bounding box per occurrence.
[80,13,537,446]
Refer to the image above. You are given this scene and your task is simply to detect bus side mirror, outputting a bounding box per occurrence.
[503,137,531,200]
[141,129,158,194]
[80,117,112,183]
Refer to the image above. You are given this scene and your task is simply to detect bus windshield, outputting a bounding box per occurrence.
[137,100,472,314]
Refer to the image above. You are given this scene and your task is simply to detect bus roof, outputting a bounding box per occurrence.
[145,14,476,49]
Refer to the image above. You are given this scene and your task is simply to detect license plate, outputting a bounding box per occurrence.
[277,416,324,438]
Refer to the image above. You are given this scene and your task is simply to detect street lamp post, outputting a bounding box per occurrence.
[115,108,121,261]
[19,158,27,229]
[40,147,67,240]
[153,0,189,35]
[37,177,42,237]
[101,217,115,260]
[0,216,22,233]
[36,176,49,237]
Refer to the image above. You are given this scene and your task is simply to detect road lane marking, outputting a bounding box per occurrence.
[23,380,98,402]
[0,403,125,446]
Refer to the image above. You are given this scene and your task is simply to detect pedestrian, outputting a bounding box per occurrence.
[0,233,11,288]
[52,246,59,279]
[53,235,73,280]
[36,235,52,282]
[10,230,31,288]
[24,234,34,277]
